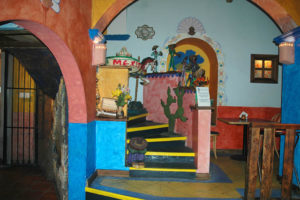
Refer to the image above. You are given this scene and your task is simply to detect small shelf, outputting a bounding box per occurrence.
[95,116,127,122]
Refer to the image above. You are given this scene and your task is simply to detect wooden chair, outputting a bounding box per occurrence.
[259,113,282,158]
[270,113,283,158]
[211,131,219,159]
[258,113,283,182]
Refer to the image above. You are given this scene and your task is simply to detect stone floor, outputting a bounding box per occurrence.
[0,166,58,200]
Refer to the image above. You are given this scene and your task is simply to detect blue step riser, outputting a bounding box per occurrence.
[127,127,169,137]
[130,170,196,179]
[145,155,194,164]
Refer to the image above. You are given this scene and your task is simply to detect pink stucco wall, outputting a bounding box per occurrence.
[143,73,202,148]
[192,109,211,174]
[143,74,182,123]
[143,75,281,150]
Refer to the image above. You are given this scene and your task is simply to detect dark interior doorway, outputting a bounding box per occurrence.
[1,51,38,165]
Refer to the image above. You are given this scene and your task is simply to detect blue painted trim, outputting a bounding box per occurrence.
[104,34,130,41]
[88,184,240,200]
[274,26,300,44]
[88,29,106,43]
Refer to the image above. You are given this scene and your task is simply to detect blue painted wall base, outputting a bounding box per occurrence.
[68,122,96,200]
[96,120,129,171]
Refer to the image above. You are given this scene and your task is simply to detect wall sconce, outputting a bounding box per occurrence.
[89,29,107,66]
[279,42,295,65]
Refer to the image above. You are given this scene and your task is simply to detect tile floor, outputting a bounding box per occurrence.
[0,166,58,200]
[1,155,299,200]
[89,155,300,200]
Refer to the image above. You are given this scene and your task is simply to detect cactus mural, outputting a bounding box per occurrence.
[161,86,187,133]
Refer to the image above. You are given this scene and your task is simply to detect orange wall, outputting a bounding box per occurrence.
[0,0,94,122]
[276,0,300,25]
[92,0,117,27]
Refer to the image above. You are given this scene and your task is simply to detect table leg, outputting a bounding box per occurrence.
[231,125,248,161]
[243,125,248,158]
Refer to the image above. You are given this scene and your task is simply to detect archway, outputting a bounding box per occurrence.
[94,0,296,34]
[12,20,87,123]
[0,20,85,199]
[251,0,297,33]
[175,38,219,124]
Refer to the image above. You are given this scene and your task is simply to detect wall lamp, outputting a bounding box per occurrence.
[89,29,107,66]
[274,28,300,65]
[278,40,294,65]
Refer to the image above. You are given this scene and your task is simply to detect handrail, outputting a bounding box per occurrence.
[245,122,298,200]
[250,121,300,129]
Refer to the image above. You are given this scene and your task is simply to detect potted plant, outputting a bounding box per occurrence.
[112,84,132,118]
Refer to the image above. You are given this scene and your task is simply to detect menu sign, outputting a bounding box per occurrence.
[196,87,210,107]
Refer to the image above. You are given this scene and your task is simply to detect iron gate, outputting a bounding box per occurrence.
[1,52,38,165]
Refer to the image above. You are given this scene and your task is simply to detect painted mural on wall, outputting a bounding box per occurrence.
[156,17,226,105]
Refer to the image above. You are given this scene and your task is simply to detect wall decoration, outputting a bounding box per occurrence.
[151,45,163,72]
[172,49,208,87]
[135,25,155,40]
[159,18,226,105]
[106,47,141,71]
[177,17,206,35]
[40,0,60,13]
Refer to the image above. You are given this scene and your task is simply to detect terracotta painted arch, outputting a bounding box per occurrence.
[95,0,296,33]
[93,0,136,31]
[10,20,87,123]
[251,0,297,33]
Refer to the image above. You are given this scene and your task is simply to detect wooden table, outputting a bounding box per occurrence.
[217,118,272,161]
[245,122,300,199]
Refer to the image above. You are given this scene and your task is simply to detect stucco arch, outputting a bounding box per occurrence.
[5,20,87,123]
[93,0,136,31]
[95,0,296,33]
[251,0,297,33]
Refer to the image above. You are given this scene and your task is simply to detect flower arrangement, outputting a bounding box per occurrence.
[193,76,209,87]
[112,84,132,107]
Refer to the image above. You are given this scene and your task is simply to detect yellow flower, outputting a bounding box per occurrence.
[125,94,132,100]
[112,89,122,97]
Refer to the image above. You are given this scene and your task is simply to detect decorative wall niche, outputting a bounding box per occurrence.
[250,54,279,83]
[160,18,226,106]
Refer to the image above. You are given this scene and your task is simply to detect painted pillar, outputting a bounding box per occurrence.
[68,122,96,200]
[192,108,211,175]
[96,120,129,171]
[279,39,300,185]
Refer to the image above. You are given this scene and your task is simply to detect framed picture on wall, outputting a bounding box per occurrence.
[250,54,279,83]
